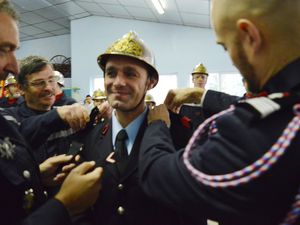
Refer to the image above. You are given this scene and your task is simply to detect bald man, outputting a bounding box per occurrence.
[138,0,300,224]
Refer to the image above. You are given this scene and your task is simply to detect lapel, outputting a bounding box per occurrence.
[119,116,148,182]
[85,120,120,180]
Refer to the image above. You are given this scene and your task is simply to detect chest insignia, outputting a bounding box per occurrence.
[0,137,16,159]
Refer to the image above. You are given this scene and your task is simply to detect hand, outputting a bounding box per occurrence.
[57,103,90,131]
[96,101,113,121]
[39,154,76,187]
[55,161,103,216]
[164,87,205,112]
[148,104,170,127]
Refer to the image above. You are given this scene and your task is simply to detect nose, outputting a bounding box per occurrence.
[113,73,126,86]
[6,52,20,76]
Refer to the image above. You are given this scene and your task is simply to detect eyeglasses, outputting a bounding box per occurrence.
[27,76,58,89]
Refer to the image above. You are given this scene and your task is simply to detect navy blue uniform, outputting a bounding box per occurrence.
[5,102,73,163]
[53,92,77,107]
[139,58,300,225]
[79,110,203,225]
[0,109,71,225]
[180,91,239,130]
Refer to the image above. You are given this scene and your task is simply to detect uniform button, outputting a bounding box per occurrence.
[117,184,124,190]
[23,170,31,179]
[117,206,125,215]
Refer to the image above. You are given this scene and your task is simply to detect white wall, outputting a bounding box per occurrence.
[17,34,71,60]
[71,16,237,100]
[17,16,239,100]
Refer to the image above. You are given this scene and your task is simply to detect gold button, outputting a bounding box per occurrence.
[117,206,125,215]
[117,184,124,190]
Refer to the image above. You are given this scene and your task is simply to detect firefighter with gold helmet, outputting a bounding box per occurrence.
[179,63,209,130]
[92,89,107,107]
[78,31,198,225]
[0,74,21,107]
[191,63,208,88]
[144,93,156,108]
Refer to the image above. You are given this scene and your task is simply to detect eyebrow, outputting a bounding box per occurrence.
[0,42,19,51]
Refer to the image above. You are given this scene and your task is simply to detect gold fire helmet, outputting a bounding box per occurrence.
[92,89,107,100]
[97,31,159,88]
[144,94,155,103]
[5,75,17,87]
[191,63,208,75]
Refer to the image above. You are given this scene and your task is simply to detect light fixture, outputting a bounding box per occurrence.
[151,0,165,15]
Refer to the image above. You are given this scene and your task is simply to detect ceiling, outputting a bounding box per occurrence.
[11,0,212,42]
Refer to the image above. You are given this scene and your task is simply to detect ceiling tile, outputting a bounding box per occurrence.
[32,32,54,39]
[69,12,91,20]
[12,0,52,11]
[125,6,156,20]
[34,21,64,31]
[75,1,105,12]
[101,4,131,17]
[176,0,209,14]
[93,0,120,4]
[35,6,66,19]
[53,18,70,27]
[181,13,211,27]
[50,28,70,35]
[56,1,86,15]
[17,0,212,42]
[21,36,35,41]
[118,0,148,7]
[90,11,110,17]
[19,21,29,27]
[45,0,71,4]
[20,12,48,24]
[159,10,182,22]
[20,26,47,35]
[145,0,178,11]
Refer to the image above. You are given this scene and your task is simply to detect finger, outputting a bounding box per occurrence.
[61,163,76,173]
[75,155,81,162]
[54,173,67,182]
[48,154,73,165]
[72,161,96,175]
[84,167,103,181]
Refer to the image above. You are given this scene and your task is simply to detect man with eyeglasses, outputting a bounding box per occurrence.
[0,1,103,224]
[5,55,88,164]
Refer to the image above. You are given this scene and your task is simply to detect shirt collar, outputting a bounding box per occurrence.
[112,107,147,154]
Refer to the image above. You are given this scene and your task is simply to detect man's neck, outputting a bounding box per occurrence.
[26,102,51,112]
[115,106,145,128]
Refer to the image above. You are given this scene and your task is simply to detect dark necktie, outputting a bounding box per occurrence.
[115,129,128,162]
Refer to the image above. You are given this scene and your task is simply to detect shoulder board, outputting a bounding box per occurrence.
[238,97,280,119]
[0,108,20,126]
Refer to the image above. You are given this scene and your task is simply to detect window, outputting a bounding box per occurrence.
[190,73,245,96]
[147,74,178,104]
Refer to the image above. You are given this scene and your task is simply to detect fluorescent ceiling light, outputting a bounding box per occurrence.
[151,0,165,15]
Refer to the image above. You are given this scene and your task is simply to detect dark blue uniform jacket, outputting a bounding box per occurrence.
[139,57,300,225]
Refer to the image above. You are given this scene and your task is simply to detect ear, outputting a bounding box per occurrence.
[146,78,157,91]
[236,19,262,54]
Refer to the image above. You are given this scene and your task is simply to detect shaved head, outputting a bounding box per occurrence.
[211,0,300,92]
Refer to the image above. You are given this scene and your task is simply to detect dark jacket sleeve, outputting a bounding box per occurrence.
[202,90,240,118]
[23,199,72,225]
[7,108,70,148]
[139,106,300,224]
